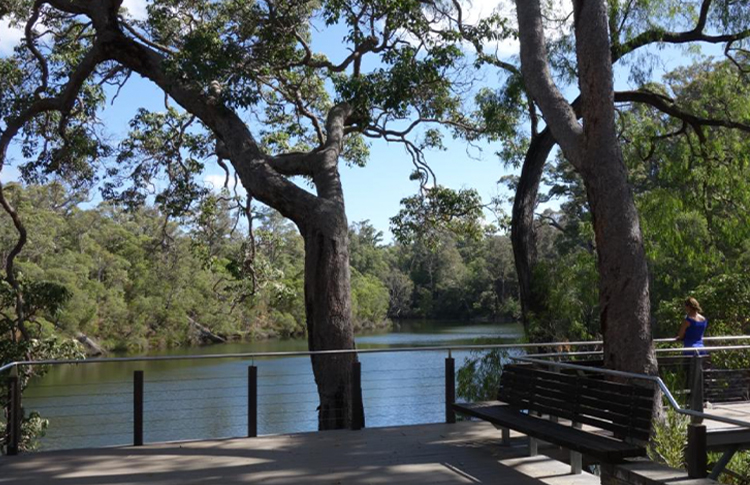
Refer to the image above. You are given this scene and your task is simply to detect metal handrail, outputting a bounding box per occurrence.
[2,335,749,375]
[0,340,592,374]
[525,344,750,359]
[513,356,750,429]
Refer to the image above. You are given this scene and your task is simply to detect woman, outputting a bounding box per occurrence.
[676,297,708,353]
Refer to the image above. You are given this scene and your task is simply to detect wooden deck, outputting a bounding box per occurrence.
[0,421,599,485]
[706,401,750,430]
[2,403,749,484]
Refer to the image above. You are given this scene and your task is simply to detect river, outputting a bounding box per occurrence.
[23,320,524,450]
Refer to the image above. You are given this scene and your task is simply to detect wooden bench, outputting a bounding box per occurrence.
[453,363,655,474]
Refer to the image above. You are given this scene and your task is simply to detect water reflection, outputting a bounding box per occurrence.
[23,321,523,450]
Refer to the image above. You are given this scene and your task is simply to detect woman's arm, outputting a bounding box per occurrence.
[676,320,690,340]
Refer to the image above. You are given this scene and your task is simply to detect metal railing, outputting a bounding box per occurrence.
[514,354,750,429]
[515,347,750,480]
[3,350,461,453]
[2,334,749,468]
[2,335,748,374]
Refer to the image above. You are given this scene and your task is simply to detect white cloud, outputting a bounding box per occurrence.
[0,20,24,56]
[426,0,520,59]
[476,1,519,58]
[204,173,247,195]
[121,0,150,21]
[204,174,229,191]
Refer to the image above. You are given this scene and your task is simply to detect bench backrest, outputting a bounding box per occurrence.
[498,364,655,444]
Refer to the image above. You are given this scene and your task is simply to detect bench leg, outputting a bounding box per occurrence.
[570,451,582,475]
[529,437,538,456]
[492,425,511,446]
[708,445,739,480]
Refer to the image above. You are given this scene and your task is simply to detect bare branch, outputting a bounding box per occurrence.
[120,19,178,55]
[25,0,49,98]
[291,32,379,73]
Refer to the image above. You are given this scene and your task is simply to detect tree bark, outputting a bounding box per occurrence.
[511,127,555,337]
[302,215,360,429]
[572,0,657,375]
[295,105,363,430]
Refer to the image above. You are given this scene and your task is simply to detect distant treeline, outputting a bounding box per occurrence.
[0,183,520,352]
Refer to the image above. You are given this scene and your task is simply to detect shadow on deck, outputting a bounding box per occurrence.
[0,421,598,485]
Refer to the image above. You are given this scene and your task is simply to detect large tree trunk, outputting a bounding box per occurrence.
[579,158,656,374]
[300,104,364,430]
[573,0,657,375]
[302,209,361,430]
[511,127,555,338]
[515,0,658,375]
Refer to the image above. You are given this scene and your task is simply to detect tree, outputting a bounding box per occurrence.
[512,0,658,373]
[0,0,484,429]
[616,59,750,335]
[497,0,750,343]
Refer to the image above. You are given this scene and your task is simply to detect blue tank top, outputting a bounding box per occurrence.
[683,316,708,348]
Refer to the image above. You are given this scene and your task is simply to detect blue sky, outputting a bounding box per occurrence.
[0,0,715,241]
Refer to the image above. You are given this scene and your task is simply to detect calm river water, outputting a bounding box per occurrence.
[23,320,523,450]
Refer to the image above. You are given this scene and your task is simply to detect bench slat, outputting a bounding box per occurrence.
[501,373,654,420]
[499,392,651,442]
[502,369,654,408]
[500,384,652,430]
[499,365,655,443]
[504,365,654,398]
[452,402,646,462]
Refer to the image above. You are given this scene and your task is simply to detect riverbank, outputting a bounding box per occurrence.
[91,317,396,355]
[90,318,520,355]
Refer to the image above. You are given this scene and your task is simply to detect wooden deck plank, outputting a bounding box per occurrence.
[0,421,599,485]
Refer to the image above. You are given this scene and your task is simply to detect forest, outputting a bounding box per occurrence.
[0,182,519,351]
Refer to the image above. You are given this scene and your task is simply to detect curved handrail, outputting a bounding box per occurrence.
[525,344,750,359]
[513,356,750,429]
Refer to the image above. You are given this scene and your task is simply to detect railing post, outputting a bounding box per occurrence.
[6,368,21,456]
[689,353,704,420]
[351,360,363,430]
[686,423,707,478]
[686,352,707,478]
[445,352,456,424]
[248,365,257,438]
[134,370,143,447]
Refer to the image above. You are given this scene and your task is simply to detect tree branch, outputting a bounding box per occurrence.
[515,0,583,165]
[291,31,379,73]
[0,39,103,343]
[96,29,321,225]
[615,90,750,137]
[266,152,318,176]
[612,0,750,62]
[119,18,177,55]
